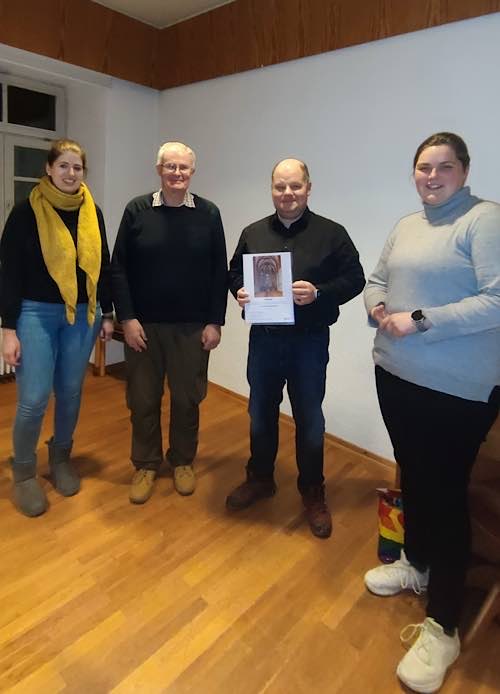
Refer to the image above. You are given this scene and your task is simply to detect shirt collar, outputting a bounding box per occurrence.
[152,189,196,208]
[272,207,310,233]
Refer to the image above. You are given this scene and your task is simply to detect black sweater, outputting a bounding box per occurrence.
[0,199,113,329]
[111,193,228,325]
[228,208,365,327]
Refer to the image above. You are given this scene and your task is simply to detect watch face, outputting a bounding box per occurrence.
[411,310,424,322]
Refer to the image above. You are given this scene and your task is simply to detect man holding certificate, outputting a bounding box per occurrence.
[226,158,364,538]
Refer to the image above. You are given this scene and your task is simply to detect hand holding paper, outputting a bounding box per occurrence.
[242,252,294,325]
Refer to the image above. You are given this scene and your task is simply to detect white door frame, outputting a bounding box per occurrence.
[0,134,4,231]
[1,134,50,233]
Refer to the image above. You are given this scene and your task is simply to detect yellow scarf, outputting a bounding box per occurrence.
[29,176,101,325]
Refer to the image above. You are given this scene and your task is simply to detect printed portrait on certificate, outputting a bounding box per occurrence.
[243,251,294,325]
[253,254,283,298]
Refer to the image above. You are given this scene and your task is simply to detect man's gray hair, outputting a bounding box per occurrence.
[156,141,196,168]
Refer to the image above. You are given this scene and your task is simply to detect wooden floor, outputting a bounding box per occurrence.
[0,369,498,694]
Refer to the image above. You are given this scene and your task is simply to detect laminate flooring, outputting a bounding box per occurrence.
[0,369,498,693]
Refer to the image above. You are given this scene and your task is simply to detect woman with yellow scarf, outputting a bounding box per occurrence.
[0,139,113,517]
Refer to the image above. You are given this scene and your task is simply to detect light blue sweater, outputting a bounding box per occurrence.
[364,186,500,402]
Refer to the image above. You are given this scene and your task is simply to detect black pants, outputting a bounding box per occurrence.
[375,366,499,631]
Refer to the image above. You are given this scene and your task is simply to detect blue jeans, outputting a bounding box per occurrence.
[13,300,100,465]
[247,325,330,490]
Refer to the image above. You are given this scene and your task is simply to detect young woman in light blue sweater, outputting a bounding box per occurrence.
[364,132,500,694]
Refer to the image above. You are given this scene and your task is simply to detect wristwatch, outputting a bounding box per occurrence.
[411,309,428,333]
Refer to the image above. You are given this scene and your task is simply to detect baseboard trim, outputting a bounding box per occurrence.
[208,380,394,471]
[98,365,394,471]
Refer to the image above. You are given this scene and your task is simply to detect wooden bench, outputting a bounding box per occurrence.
[93,321,125,376]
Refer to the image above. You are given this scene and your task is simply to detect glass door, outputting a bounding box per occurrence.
[2,134,50,229]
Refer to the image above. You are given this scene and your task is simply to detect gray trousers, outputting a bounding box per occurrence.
[124,323,209,470]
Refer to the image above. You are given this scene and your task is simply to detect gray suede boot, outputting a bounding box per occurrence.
[10,458,48,517]
[47,438,80,496]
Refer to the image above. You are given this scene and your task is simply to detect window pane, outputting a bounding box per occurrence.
[8,86,56,131]
[14,180,38,204]
[14,146,47,178]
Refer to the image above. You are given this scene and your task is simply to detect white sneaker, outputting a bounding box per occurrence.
[364,550,429,596]
[396,617,460,693]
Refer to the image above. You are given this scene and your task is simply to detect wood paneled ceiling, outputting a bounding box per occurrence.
[1,1,499,90]
[93,0,235,28]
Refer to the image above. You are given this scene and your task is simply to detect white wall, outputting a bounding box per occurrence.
[2,13,500,459]
[0,44,111,205]
[158,13,500,459]
[0,43,160,242]
[101,78,160,362]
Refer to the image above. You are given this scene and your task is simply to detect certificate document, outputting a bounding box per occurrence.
[242,251,295,325]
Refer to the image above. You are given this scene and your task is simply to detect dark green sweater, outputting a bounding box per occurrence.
[111,193,228,325]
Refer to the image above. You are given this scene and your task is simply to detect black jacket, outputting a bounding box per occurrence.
[228,208,365,328]
[112,193,228,325]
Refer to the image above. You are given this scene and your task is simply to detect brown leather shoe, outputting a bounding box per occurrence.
[226,470,276,510]
[301,485,332,538]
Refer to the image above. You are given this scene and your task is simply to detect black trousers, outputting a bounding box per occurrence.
[375,366,499,631]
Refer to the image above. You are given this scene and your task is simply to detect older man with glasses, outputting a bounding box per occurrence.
[112,141,227,503]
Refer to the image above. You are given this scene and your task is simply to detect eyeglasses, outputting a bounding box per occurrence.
[160,163,192,174]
